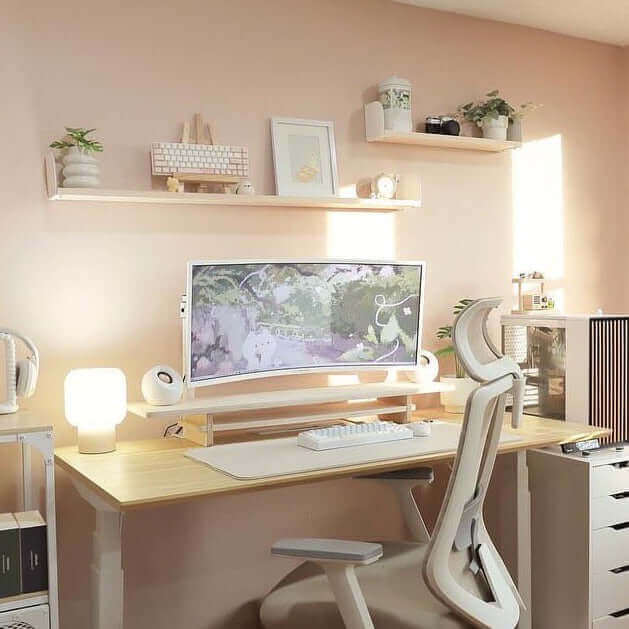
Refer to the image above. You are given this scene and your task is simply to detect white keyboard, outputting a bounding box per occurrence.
[150,142,249,177]
[297,421,414,451]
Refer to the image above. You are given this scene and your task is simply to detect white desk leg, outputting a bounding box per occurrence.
[72,480,124,629]
[21,441,33,511]
[516,450,532,629]
[24,431,59,629]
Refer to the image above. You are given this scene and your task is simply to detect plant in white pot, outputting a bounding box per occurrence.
[435,298,479,413]
[508,102,540,142]
[457,90,515,141]
[50,127,103,188]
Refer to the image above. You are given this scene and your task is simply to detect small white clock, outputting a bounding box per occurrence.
[373,173,398,200]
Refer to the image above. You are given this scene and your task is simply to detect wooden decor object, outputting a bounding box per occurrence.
[128,382,454,447]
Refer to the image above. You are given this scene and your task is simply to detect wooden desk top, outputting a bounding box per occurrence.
[54,411,610,511]
[0,411,53,437]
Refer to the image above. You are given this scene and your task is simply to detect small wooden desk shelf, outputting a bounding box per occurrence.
[128,382,453,446]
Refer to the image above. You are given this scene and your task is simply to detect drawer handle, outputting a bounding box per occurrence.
[611,522,629,530]
[611,608,629,618]
[612,462,629,469]
[612,492,629,500]
[611,565,629,574]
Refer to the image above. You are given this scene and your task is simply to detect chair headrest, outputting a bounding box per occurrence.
[452,298,525,427]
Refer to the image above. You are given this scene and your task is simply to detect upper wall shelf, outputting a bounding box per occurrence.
[364,102,521,152]
[44,151,419,212]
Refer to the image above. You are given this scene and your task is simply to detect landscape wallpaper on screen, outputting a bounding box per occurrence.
[190,262,422,382]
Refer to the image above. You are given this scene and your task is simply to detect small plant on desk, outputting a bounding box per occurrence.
[435,298,473,378]
[436,299,477,413]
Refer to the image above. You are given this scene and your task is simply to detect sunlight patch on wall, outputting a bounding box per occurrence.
[512,134,565,310]
[326,211,396,259]
[326,200,396,385]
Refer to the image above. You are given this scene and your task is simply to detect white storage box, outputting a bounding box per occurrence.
[0,604,49,629]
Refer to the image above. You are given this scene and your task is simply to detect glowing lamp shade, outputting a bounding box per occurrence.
[64,368,127,454]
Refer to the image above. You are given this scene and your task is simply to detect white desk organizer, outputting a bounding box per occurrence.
[128,381,453,447]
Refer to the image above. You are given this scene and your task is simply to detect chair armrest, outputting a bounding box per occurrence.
[353,467,434,543]
[272,538,382,565]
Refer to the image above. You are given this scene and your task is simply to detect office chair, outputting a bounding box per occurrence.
[260,297,526,629]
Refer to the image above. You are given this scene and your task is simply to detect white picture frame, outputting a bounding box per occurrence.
[271,117,339,197]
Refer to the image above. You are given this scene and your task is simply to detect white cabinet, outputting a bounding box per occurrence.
[529,447,629,628]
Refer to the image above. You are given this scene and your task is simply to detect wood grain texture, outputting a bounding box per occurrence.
[55,410,610,511]
[47,188,421,210]
[128,382,450,419]
[0,411,53,436]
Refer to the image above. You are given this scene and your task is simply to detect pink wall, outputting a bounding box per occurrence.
[1,0,626,627]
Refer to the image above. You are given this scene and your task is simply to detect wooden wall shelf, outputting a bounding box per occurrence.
[45,151,419,212]
[48,187,420,211]
[364,102,521,152]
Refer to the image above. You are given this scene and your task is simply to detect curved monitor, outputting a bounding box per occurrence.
[186,260,425,387]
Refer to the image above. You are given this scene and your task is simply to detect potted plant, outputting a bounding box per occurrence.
[50,127,103,188]
[457,90,514,141]
[508,102,540,142]
[435,298,479,413]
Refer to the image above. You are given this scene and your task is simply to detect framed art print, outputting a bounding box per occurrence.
[271,117,339,197]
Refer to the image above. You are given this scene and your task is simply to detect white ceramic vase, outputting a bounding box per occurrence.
[62,146,100,187]
[508,118,523,142]
[481,115,508,141]
[378,75,413,133]
[440,375,478,413]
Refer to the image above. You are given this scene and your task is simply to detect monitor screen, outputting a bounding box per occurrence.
[186,260,425,386]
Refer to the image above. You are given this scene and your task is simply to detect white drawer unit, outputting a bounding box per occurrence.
[0,604,49,628]
[529,446,629,628]
[594,615,629,629]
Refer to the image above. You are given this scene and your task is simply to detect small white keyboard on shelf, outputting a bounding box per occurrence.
[297,421,416,451]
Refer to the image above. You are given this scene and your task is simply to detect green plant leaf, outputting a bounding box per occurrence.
[434,346,454,357]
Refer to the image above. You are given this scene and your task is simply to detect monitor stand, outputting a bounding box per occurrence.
[128,381,453,446]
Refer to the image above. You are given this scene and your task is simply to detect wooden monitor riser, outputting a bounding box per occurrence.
[127,381,453,446]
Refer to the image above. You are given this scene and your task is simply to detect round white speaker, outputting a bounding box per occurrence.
[141,365,184,406]
[406,350,439,384]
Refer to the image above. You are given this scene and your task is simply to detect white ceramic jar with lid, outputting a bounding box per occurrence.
[378,75,412,133]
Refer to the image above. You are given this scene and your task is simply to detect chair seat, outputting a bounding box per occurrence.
[260,541,483,629]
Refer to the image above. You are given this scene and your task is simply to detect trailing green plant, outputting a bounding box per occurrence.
[511,101,540,120]
[457,90,516,127]
[50,127,103,153]
[435,298,474,378]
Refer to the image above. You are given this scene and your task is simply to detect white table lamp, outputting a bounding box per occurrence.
[64,368,127,454]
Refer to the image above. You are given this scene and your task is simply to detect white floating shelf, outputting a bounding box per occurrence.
[48,187,420,211]
[45,151,419,212]
[364,102,521,152]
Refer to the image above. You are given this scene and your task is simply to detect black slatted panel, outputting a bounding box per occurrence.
[590,318,629,442]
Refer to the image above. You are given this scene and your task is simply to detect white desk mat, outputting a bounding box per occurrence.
[185,422,522,480]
